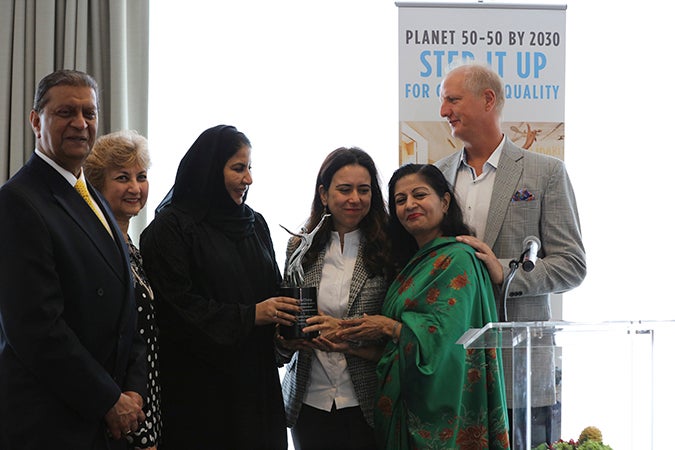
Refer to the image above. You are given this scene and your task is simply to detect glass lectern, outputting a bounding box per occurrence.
[457,320,675,450]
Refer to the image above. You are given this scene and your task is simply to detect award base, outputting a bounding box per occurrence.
[279,286,319,340]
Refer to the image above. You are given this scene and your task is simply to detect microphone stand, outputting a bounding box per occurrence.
[498,250,529,322]
[498,247,540,450]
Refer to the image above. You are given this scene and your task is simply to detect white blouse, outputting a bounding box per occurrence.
[303,229,362,412]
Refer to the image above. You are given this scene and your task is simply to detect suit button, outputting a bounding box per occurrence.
[97,288,104,296]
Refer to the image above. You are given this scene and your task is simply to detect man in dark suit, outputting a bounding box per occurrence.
[0,70,146,449]
[435,63,586,448]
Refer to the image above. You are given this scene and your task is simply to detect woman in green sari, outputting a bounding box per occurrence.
[338,164,510,450]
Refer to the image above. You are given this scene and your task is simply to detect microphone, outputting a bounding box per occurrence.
[521,236,540,272]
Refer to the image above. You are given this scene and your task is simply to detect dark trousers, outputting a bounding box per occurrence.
[291,403,376,450]
[508,402,561,449]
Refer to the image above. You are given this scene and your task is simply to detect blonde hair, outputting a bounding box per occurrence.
[85,130,150,191]
[447,63,505,115]
[465,64,505,115]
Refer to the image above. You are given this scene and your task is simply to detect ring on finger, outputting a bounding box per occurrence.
[274,310,278,318]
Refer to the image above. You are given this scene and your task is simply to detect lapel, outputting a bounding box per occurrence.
[90,184,131,273]
[86,183,135,374]
[346,242,369,315]
[303,247,325,289]
[443,152,461,187]
[300,240,369,316]
[33,156,126,282]
[483,139,524,248]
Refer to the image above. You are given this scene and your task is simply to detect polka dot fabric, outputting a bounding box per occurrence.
[127,240,162,449]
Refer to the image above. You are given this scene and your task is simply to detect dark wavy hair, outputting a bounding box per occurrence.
[388,164,472,271]
[295,147,389,277]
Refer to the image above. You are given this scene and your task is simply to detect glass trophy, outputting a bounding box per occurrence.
[278,213,330,339]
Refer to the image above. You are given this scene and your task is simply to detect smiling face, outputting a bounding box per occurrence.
[439,68,491,144]
[223,145,252,205]
[320,163,372,237]
[393,173,450,248]
[30,85,98,176]
[100,163,149,224]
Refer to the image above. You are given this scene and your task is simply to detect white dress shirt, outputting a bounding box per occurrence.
[304,229,361,412]
[453,136,505,240]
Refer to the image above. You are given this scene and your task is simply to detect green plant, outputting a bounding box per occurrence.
[533,426,613,450]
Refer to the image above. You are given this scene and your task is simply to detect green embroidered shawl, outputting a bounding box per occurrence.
[375,237,510,450]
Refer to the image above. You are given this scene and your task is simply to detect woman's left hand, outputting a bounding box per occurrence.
[302,311,342,340]
[336,313,391,341]
[309,333,385,362]
[456,235,504,285]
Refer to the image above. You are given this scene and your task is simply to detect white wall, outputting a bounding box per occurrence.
[149,0,675,322]
[148,1,675,447]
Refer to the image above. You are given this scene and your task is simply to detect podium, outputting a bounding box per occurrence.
[458,320,675,450]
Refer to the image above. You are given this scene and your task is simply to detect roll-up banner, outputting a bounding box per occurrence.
[397,2,566,165]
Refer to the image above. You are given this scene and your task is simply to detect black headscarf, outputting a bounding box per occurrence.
[156,125,254,238]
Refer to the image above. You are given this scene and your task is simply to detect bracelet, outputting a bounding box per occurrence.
[391,321,401,344]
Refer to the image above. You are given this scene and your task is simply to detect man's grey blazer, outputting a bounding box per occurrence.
[435,138,586,406]
[280,240,387,427]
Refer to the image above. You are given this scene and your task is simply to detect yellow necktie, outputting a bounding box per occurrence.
[74,179,112,236]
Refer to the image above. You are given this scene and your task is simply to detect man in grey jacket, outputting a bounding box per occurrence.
[435,63,586,448]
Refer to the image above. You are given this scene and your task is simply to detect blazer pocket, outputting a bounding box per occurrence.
[505,198,541,229]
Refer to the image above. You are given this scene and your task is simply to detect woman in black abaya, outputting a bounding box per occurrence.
[140,125,299,449]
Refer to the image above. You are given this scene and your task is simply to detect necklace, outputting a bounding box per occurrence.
[131,261,155,301]
[125,235,155,301]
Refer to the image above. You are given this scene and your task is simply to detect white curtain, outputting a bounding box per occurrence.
[0,0,149,237]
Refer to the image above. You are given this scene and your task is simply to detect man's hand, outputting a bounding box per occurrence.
[104,392,145,440]
[456,235,505,285]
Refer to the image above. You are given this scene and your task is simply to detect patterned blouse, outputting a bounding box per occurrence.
[126,239,162,449]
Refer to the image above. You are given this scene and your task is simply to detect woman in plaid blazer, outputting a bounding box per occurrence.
[278,147,390,450]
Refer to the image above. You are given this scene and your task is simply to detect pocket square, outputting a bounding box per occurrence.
[511,188,535,202]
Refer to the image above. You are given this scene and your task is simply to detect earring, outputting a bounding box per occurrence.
[321,204,332,222]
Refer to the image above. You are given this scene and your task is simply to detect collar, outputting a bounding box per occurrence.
[34,149,81,186]
[459,134,506,171]
[331,228,363,247]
